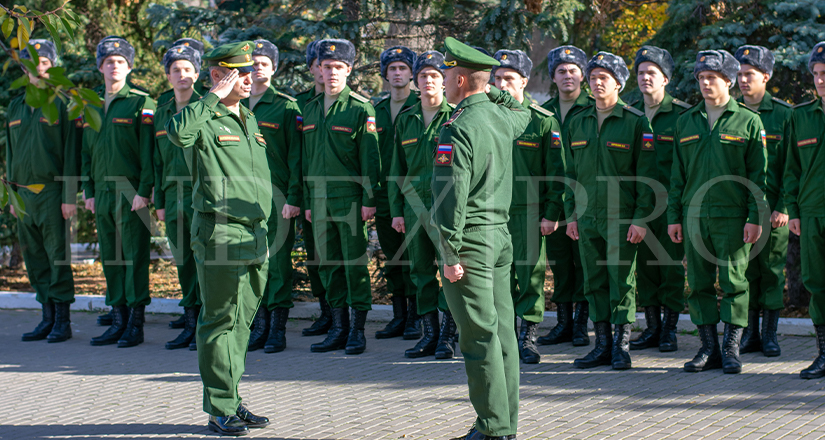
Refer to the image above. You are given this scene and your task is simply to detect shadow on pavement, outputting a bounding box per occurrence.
[0,424,341,439]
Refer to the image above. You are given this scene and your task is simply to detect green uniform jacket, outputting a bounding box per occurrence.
[785,99,825,220]
[737,92,792,214]
[157,82,209,108]
[511,100,564,221]
[388,98,455,218]
[301,86,380,207]
[668,99,768,225]
[81,83,156,199]
[244,86,303,207]
[154,90,202,209]
[374,92,419,186]
[564,99,657,224]
[631,94,691,190]
[294,88,318,113]
[6,94,82,203]
[166,93,272,226]
[542,91,592,140]
[431,88,531,266]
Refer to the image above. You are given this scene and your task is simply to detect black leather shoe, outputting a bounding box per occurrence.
[303,297,332,336]
[403,296,422,340]
[90,305,128,346]
[740,309,762,354]
[23,301,55,341]
[117,305,145,348]
[247,307,270,351]
[629,306,660,350]
[537,302,572,345]
[435,311,457,359]
[722,323,743,374]
[456,427,508,440]
[189,339,197,351]
[376,294,406,339]
[264,307,289,353]
[345,309,368,355]
[801,325,825,379]
[311,307,349,352]
[208,415,249,436]
[97,308,114,326]
[571,301,591,346]
[658,307,680,352]
[684,324,722,372]
[761,309,781,357]
[518,319,540,364]
[47,302,72,343]
[574,321,612,369]
[236,403,269,428]
[166,306,198,349]
[406,311,439,358]
[169,313,185,329]
[612,324,632,370]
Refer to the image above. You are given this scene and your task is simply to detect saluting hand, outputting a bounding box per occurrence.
[210,68,239,100]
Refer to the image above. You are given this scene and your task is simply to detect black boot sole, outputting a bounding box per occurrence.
[801,370,825,379]
[629,340,659,350]
[310,343,347,353]
[166,342,191,350]
[659,343,677,352]
[47,334,72,343]
[117,338,144,348]
[345,346,366,355]
[683,361,722,372]
[434,351,454,359]
[207,422,249,436]
[573,357,611,369]
[763,349,781,357]
[405,348,436,358]
[22,334,51,341]
[722,363,742,374]
[264,345,286,353]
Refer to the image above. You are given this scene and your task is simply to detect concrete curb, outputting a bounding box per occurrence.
[0,291,815,336]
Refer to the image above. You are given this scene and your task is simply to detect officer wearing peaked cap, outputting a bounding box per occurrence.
[431,37,530,440]
[733,44,792,359]
[11,39,82,344]
[668,49,768,375]
[629,45,690,354]
[166,40,272,436]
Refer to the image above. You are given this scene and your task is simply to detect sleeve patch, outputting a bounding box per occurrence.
[75,116,83,128]
[142,109,154,117]
[435,144,453,166]
[761,130,767,149]
[296,115,303,131]
[798,138,817,147]
[366,116,377,133]
[331,125,353,133]
[551,131,562,149]
[642,133,654,151]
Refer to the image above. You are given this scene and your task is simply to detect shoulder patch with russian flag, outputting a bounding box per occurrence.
[642,133,654,151]
[142,108,154,125]
[435,144,453,166]
[551,131,562,148]
[296,115,303,131]
[75,116,83,128]
[366,116,377,133]
[760,129,767,149]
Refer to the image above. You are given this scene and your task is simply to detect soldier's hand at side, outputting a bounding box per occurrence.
[566,221,579,241]
[789,219,801,236]
[771,210,789,229]
[85,197,95,214]
[282,204,300,219]
[443,263,464,283]
[156,209,165,222]
[361,206,376,221]
[743,223,762,244]
[305,210,311,223]
[627,225,646,244]
[668,224,682,243]
[540,218,557,236]
[9,205,16,218]
[392,217,405,233]
[131,195,149,211]
[210,68,239,100]
[61,203,76,220]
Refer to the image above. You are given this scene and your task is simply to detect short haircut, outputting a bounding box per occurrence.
[456,66,490,91]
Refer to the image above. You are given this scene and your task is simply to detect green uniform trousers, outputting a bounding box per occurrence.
[17,187,75,304]
[95,189,151,308]
[684,217,750,327]
[313,196,372,311]
[164,189,200,308]
[442,227,518,437]
[545,229,585,303]
[302,216,327,301]
[508,209,546,323]
[265,196,296,310]
[577,216,638,324]
[800,217,825,325]
[376,191,413,297]
[745,224,788,311]
[191,212,268,417]
[403,199,447,315]
[636,215,686,313]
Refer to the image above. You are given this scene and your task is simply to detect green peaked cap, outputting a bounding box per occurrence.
[440,37,501,72]
[203,41,255,73]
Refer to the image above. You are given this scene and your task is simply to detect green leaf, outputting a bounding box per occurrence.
[0,181,7,208]
[2,17,13,39]
[25,83,45,107]
[86,105,102,132]
[20,58,37,76]
[67,101,82,121]
[78,87,102,105]
[41,101,58,124]
[42,15,61,53]
[59,16,74,42]
[7,182,26,218]
[14,5,28,13]
[2,58,10,74]
[17,19,29,49]
[26,44,37,63]
[10,74,28,90]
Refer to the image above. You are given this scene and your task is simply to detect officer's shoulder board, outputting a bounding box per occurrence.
[349,91,370,104]
[276,91,297,102]
[529,103,554,118]
[771,97,792,108]
[441,108,465,128]
[129,88,150,97]
[672,98,692,110]
[737,102,759,114]
[622,105,644,118]
[794,99,817,110]
[373,95,390,107]
[447,102,456,109]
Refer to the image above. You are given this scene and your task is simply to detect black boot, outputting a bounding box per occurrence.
[801,325,825,379]
[761,309,781,357]
[721,323,743,374]
[375,294,406,339]
[629,306,661,350]
[684,324,723,372]
[90,305,128,346]
[47,303,72,343]
[189,339,197,351]
[22,301,55,341]
[403,296,422,340]
[406,311,439,358]
[537,302,572,345]
[740,309,762,354]
[435,311,458,359]
[247,307,270,351]
[658,307,680,352]
[264,307,289,353]
[302,297,333,336]
[97,308,114,326]
[236,403,270,428]
[166,306,198,349]
[572,301,591,346]
[573,322,612,369]
[345,309,368,355]
[117,306,145,348]
[311,307,349,352]
[169,313,185,329]
[612,324,632,370]
[518,319,541,364]
[207,415,249,436]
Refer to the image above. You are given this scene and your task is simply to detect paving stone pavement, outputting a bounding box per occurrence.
[3,308,825,440]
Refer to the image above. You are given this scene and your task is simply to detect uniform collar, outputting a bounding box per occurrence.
[332,85,353,105]
[692,96,740,117]
[582,96,627,119]
[736,91,773,112]
[633,92,676,114]
[257,86,278,104]
[454,91,489,111]
[106,82,133,99]
[411,97,453,120]
[160,89,202,114]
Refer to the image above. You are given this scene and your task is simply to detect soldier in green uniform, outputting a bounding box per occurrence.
[734,45,792,358]
[154,44,203,351]
[83,36,156,348]
[166,41,271,436]
[629,46,691,353]
[243,39,304,354]
[564,52,656,370]
[303,39,380,355]
[537,46,591,348]
[787,42,825,379]
[295,40,333,338]
[389,51,457,359]
[373,45,422,341]
[9,40,81,343]
[432,38,530,440]
[668,50,768,374]
[157,38,209,110]
[491,49,562,364]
